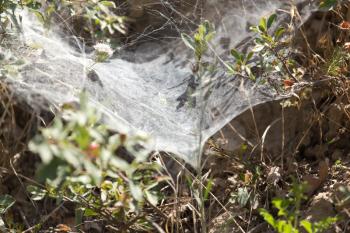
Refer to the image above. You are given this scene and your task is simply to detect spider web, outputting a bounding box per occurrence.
[5,0,315,167]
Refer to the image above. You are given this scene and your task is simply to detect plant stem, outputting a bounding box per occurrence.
[270,47,297,82]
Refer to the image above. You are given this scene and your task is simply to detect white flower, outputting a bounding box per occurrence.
[93,43,113,62]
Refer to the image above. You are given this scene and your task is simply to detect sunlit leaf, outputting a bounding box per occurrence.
[181,33,195,51]
[145,190,158,206]
[300,220,313,233]
[258,17,267,32]
[27,185,47,201]
[259,209,276,227]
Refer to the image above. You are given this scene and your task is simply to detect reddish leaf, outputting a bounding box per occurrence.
[283,79,294,88]
[339,20,350,30]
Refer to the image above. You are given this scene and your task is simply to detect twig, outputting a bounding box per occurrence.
[22,203,65,233]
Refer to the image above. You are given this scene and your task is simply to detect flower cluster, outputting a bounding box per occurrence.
[93,43,113,62]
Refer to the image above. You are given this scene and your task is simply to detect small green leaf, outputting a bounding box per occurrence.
[259,209,276,227]
[203,20,212,34]
[252,44,264,52]
[258,17,267,32]
[0,195,15,214]
[27,185,47,201]
[101,180,113,190]
[181,33,195,51]
[275,27,285,39]
[300,220,313,233]
[84,208,98,217]
[203,178,213,201]
[319,0,338,10]
[267,14,277,29]
[245,51,254,63]
[230,49,242,61]
[145,190,158,206]
[99,1,116,8]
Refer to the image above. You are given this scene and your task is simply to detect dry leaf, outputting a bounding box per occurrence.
[304,160,329,196]
[55,224,72,233]
[344,42,350,52]
[283,79,294,88]
[267,166,281,185]
[304,175,321,196]
[339,20,350,30]
[244,170,253,185]
[318,159,329,182]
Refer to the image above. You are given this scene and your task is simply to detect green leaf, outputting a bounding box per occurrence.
[272,198,289,217]
[300,220,313,233]
[245,51,254,63]
[181,33,195,51]
[267,14,277,29]
[75,208,84,227]
[258,17,267,32]
[237,187,250,207]
[0,195,15,214]
[259,209,276,227]
[319,0,338,10]
[205,32,215,42]
[230,49,242,61]
[84,208,98,217]
[252,44,264,52]
[129,182,143,201]
[203,20,211,34]
[101,180,113,190]
[99,1,116,8]
[203,178,213,201]
[313,216,339,232]
[29,142,53,164]
[27,185,47,201]
[198,24,206,37]
[275,27,285,39]
[250,26,260,33]
[145,190,158,206]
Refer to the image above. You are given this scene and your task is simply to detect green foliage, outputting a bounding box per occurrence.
[0,0,126,43]
[28,93,166,231]
[0,0,41,31]
[227,13,302,85]
[180,21,217,109]
[0,49,26,78]
[228,49,255,80]
[319,0,339,10]
[0,194,16,232]
[181,20,215,62]
[35,0,127,40]
[229,187,251,208]
[259,183,338,233]
[250,13,297,81]
[324,47,350,76]
[0,195,15,215]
